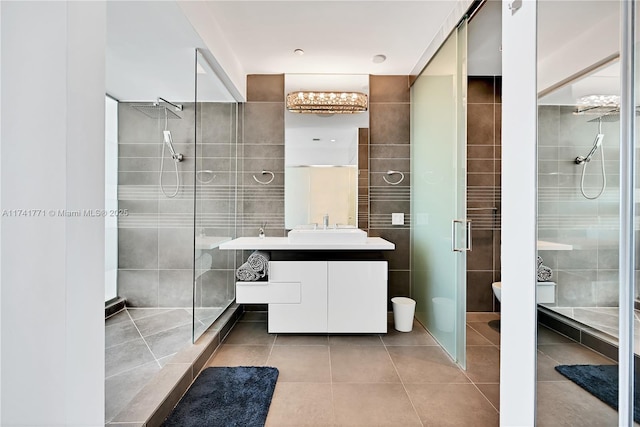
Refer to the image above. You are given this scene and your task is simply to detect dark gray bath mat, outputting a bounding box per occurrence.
[555,364,639,423]
[162,366,279,427]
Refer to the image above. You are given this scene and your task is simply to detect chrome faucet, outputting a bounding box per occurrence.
[323,214,329,229]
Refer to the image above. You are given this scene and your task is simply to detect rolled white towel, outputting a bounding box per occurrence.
[247,250,270,277]
[236,262,261,282]
[537,265,553,282]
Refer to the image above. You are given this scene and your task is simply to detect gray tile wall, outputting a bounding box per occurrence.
[118,102,238,309]
[467,77,502,312]
[368,76,411,303]
[239,75,285,239]
[538,105,621,308]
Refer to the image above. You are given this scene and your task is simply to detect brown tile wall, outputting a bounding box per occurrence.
[467,76,502,312]
[368,76,411,304]
[242,75,411,308]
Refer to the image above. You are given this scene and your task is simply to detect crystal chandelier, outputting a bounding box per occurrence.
[286,91,368,114]
[575,95,620,114]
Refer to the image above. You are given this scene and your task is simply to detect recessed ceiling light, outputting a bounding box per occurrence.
[372,54,387,64]
[294,49,305,56]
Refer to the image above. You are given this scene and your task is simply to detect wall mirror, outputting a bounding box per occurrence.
[284,74,369,229]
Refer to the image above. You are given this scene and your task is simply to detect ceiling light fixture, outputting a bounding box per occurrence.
[294,48,305,55]
[372,54,387,64]
[575,94,620,115]
[286,91,368,114]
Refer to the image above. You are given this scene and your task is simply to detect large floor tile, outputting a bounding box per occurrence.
[105,337,156,378]
[106,317,141,348]
[536,350,570,382]
[381,321,438,346]
[126,308,174,321]
[465,345,500,383]
[406,383,499,426]
[537,325,575,345]
[467,321,500,345]
[332,383,422,426]
[274,334,328,346]
[223,321,276,345]
[329,334,384,346]
[133,309,191,337]
[105,360,160,423]
[387,346,470,384]
[467,324,493,346]
[265,383,335,426]
[536,381,619,427]
[106,310,132,326]
[466,312,501,322]
[206,344,271,367]
[475,383,500,411]
[267,345,331,383]
[144,323,192,360]
[331,346,400,383]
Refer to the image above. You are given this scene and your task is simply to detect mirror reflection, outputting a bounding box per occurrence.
[284,74,369,229]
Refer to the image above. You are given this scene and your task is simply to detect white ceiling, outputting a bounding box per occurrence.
[201,1,459,75]
[107,0,470,102]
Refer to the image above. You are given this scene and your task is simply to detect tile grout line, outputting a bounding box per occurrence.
[126,308,165,369]
[381,329,426,427]
[461,321,500,415]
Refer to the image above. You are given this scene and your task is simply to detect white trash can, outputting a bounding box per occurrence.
[391,297,416,332]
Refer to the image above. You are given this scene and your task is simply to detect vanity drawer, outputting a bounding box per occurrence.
[236,281,301,304]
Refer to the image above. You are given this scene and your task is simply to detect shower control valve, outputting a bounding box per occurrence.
[173,153,184,162]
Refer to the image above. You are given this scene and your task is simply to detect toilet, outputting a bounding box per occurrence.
[492,281,502,302]
[491,280,556,304]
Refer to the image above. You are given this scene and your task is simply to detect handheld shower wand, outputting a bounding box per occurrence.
[575,133,604,164]
[163,131,183,162]
[575,117,606,200]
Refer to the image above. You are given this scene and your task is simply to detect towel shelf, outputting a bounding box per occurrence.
[236,281,300,304]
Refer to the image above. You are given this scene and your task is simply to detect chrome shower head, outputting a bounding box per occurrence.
[131,104,181,120]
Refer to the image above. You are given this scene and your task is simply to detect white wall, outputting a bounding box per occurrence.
[500,0,537,425]
[105,96,118,302]
[1,2,106,425]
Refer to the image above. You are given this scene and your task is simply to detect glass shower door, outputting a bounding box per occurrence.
[411,21,468,366]
[193,50,238,340]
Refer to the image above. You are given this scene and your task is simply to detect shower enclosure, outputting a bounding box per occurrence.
[537,94,623,336]
[105,46,239,422]
[536,0,640,422]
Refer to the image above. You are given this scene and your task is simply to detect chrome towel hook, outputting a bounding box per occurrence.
[196,170,215,184]
[382,170,404,185]
[253,170,275,185]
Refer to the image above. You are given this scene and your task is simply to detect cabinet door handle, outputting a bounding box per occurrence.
[466,220,472,251]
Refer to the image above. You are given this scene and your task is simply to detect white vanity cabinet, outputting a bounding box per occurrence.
[219,237,395,334]
[267,260,388,333]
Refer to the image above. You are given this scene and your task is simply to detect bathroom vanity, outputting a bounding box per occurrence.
[219,235,395,333]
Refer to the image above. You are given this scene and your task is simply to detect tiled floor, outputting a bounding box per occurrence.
[105,307,224,423]
[204,311,501,426]
[535,323,636,426]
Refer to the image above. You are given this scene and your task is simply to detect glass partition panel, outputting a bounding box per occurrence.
[193,50,238,340]
[411,20,467,366]
[536,1,623,423]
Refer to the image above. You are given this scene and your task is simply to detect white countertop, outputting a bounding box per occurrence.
[219,236,395,251]
[537,240,573,251]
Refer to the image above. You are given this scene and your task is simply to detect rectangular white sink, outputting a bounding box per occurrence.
[287,228,368,244]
